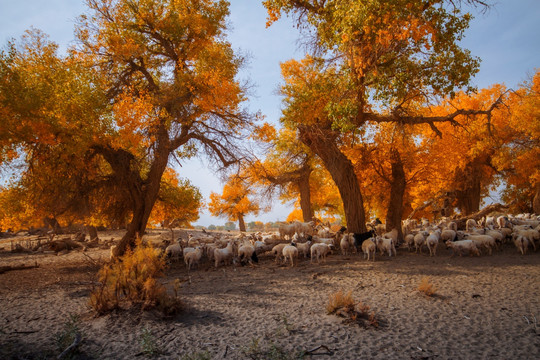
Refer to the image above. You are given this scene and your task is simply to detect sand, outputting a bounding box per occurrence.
[1,230,539,359]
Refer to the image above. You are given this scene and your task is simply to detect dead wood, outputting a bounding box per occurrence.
[452,202,512,229]
[304,344,334,356]
[0,262,39,274]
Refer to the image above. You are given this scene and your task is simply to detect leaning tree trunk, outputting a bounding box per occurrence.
[385,149,406,242]
[299,125,366,233]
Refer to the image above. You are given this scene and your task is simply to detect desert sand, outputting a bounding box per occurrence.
[1,229,539,359]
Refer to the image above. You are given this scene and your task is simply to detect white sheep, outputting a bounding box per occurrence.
[278,222,297,240]
[184,247,203,270]
[441,229,457,243]
[445,240,480,257]
[340,233,355,256]
[310,243,332,264]
[513,235,530,255]
[414,232,427,254]
[404,234,415,251]
[272,243,289,263]
[465,234,496,255]
[295,221,315,237]
[426,230,441,256]
[362,238,376,261]
[165,242,183,262]
[376,236,396,257]
[282,244,299,267]
[238,243,257,265]
[312,235,336,247]
[513,229,539,251]
[214,241,236,268]
[296,241,312,258]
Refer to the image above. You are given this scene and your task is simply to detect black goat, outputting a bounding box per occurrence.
[353,230,376,249]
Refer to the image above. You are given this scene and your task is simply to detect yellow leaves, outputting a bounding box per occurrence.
[208,176,259,222]
[251,122,277,143]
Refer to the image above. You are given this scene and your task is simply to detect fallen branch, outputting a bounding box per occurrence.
[57,332,81,359]
[0,262,39,274]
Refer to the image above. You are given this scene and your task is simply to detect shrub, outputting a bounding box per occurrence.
[89,238,182,315]
[418,276,437,297]
[326,290,378,328]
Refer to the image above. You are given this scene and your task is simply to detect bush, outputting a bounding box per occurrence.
[327,290,378,328]
[89,238,182,315]
[418,276,437,297]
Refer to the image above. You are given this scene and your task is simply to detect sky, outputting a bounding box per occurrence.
[0,0,539,227]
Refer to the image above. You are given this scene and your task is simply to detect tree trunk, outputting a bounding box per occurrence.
[43,216,63,234]
[455,159,484,216]
[385,149,406,242]
[533,184,540,214]
[238,215,246,232]
[86,225,99,242]
[299,125,366,233]
[296,169,314,222]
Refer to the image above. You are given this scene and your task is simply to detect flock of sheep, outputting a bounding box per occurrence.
[148,213,540,271]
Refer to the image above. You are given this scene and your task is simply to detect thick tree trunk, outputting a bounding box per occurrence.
[238,215,246,232]
[43,216,63,234]
[296,169,314,222]
[385,149,406,242]
[299,125,366,233]
[455,159,484,216]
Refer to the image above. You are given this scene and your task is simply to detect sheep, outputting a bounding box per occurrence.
[340,233,355,256]
[238,243,258,265]
[214,241,236,268]
[441,229,457,243]
[466,219,478,232]
[278,222,297,240]
[465,234,496,255]
[426,230,441,256]
[513,235,530,255]
[184,247,203,270]
[445,240,480,257]
[404,233,415,251]
[282,244,299,267]
[310,243,332,264]
[362,238,376,261]
[485,229,504,249]
[497,216,512,229]
[376,236,396,257]
[383,228,399,244]
[352,230,376,250]
[295,221,316,237]
[296,241,312,258]
[513,229,539,251]
[272,243,289,263]
[165,242,183,262]
[312,235,336,246]
[414,232,427,254]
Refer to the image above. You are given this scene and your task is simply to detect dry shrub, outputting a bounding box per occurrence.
[327,290,378,328]
[89,238,182,315]
[418,276,437,297]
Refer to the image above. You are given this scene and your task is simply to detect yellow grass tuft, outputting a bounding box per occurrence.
[418,276,437,297]
[326,290,355,314]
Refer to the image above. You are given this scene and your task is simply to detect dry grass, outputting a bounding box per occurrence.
[326,290,379,328]
[418,276,437,297]
[89,238,182,315]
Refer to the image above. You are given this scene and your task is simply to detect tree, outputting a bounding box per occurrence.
[267,0,497,232]
[0,0,254,255]
[208,175,260,232]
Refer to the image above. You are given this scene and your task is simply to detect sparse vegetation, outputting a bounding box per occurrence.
[140,327,161,357]
[89,238,183,315]
[418,276,438,297]
[242,337,305,360]
[54,314,82,359]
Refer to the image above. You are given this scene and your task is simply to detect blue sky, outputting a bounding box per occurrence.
[1,1,539,226]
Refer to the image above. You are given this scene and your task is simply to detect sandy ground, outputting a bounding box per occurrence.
[1,230,539,359]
